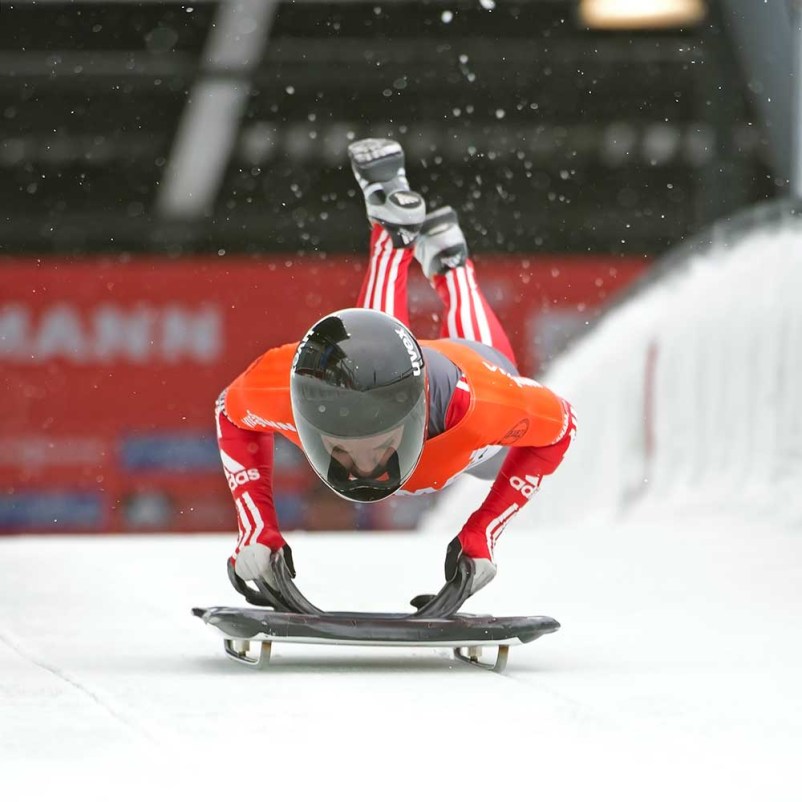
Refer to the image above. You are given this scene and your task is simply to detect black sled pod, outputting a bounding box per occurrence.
[290,308,428,502]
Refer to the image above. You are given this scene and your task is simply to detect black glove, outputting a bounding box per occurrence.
[444,535,464,582]
[444,535,497,595]
[227,544,296,608]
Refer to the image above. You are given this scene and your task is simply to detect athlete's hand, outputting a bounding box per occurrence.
[444,529,497,596]
[234,537,295,585]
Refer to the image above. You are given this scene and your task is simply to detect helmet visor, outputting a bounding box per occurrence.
[293,392,427,502]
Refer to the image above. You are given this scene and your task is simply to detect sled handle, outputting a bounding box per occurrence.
[227,552,473,619]
[411,557,474,619]
[227,559,298,611]
[270,551,326,616]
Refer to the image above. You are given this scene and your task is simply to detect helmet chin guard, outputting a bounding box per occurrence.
[325,451,403,502]
[290,309,428,502]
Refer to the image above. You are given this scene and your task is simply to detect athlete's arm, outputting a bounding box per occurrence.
[451,401,577,567]
[215,392,290,582]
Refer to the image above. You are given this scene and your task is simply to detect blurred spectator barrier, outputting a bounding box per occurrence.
[1,253,645,533]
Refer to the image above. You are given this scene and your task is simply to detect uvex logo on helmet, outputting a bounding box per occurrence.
[394,327,422,376]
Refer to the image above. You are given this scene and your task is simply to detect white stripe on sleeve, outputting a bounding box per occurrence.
[485,503,519,553]
[220,448,246,474]
[234,497,251,550]
[242,491,264,546]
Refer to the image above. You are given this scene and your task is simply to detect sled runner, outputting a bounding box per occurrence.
[194,552,560,672]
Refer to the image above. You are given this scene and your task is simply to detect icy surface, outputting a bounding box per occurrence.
[1,520,801,800]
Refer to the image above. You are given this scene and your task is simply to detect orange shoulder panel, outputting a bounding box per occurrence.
[404,340,569,493]
[424,340,568,447]
[223,342,302,445]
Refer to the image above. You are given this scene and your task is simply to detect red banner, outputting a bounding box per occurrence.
[1,254,646,533]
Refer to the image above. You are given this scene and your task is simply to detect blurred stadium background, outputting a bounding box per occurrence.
[0,0,790,535]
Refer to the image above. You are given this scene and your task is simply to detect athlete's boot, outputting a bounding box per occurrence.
[348,138,425,248]
[413,206,469,280]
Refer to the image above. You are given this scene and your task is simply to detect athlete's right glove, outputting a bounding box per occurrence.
[233,534,296,585]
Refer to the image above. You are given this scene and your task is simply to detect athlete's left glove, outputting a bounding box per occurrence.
[444,524,498,597]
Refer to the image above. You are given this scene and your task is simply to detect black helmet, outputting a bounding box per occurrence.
[290,308,428,502]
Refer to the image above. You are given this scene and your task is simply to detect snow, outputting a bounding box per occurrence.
[3,223,801,798]
[430,222,802,530]
[1,518,801,799]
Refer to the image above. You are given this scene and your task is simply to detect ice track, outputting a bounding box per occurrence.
[1,514,801,801]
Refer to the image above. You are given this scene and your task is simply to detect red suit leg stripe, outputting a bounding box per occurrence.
[466,264,493,345]
[357,224,412,325]
[444,270,461,337]
[454,267,477,340]
[370,234,393,311]
[439,266,494,345]
[434,260,517,364]
[383,246,404,318]
[360,228,388,310]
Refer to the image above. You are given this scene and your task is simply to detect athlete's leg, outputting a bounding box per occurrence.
[415,207,516,366]
[348,138,425,327]
[355,224,416,327]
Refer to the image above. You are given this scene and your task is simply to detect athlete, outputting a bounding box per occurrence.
[216,138,576,600]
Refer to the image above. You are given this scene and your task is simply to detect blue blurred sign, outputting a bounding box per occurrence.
[120,433,220,472]
[0,492,104,530]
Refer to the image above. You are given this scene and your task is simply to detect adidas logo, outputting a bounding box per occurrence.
[440,253,465,269]
[352,141,401,162]
[509,474,542,498]
[392,191,421,208]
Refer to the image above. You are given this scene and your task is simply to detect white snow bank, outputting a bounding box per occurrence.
[426,221,802,532]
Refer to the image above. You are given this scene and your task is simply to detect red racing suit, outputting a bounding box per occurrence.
[216,336,576,565]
